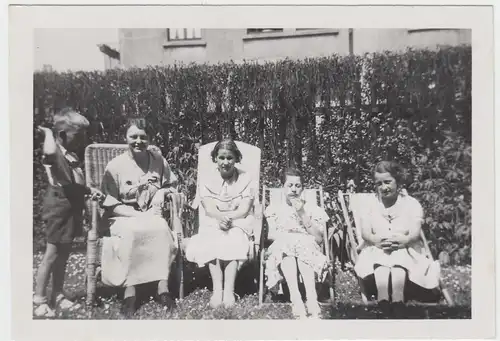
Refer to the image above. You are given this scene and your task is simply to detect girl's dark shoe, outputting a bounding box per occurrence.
[377,299,391,317]
[121,296,137,318]
[156,292,176,310]
[391,301,406,319]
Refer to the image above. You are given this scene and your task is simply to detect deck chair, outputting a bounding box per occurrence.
[258,186,335,306]
[188,140,263,265]
[337,190,454,306]
[84,144,187,308]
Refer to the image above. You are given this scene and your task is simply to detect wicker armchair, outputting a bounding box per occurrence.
[84,143,186,308]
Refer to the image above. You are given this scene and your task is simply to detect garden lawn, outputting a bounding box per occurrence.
[33,250,471,320]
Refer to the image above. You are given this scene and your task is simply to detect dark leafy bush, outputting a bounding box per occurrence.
[33,46,471,264]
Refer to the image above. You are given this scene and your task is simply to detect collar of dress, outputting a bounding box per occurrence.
[58,144,80,167]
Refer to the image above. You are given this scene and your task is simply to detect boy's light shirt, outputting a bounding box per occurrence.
[43,143,85,186]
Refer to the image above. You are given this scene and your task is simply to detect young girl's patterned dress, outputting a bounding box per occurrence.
[354,192,440,290]
[264,201,330,291]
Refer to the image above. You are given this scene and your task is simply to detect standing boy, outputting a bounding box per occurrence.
[33,108,102,317]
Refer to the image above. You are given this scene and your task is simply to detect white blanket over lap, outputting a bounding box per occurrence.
[101,215,177,287]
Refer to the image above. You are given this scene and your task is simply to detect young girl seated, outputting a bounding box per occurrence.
[354,161,441,315]
[264,168,330,319]
[185,139,255,308]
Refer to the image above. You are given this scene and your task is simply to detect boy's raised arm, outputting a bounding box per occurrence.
[38,126,58,161]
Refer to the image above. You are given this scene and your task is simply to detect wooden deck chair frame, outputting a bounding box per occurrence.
[84,144,187,309]
[188,140,263,264]
[258,185,335,306]
[337,190,454,306]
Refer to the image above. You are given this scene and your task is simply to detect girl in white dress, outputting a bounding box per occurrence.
[185,139,256,308]
[354,161,440,311]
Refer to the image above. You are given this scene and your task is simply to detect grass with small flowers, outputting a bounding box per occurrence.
[33,248,471,320]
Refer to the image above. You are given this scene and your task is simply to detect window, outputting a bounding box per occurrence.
[246,28,284,34]
[407,28,458,33]
[167,28,202,41]
[243,28,339,41]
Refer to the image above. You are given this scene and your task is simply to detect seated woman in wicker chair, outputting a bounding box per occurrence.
[185,139,256,309]
[354,161,441,314]
[264,168,330,319]
[100,119,179,318]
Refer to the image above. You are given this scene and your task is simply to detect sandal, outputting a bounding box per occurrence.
[33,296,56,318]
[53,294,81,311]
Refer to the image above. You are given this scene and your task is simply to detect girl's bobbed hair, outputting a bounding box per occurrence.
[210,138,242,163]
[282,167,304,184]
[123,117,152,137]
[373,160,409,186]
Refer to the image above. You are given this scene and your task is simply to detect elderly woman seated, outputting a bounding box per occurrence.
[264,168,330,319]
[100,119,179,317]
[185,138,256,309]
[354,161,441,315]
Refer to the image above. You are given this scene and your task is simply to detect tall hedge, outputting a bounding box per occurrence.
[33,46,471,264]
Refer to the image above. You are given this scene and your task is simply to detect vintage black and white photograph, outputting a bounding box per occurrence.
[7,3,495,340]
[31,26,474,321]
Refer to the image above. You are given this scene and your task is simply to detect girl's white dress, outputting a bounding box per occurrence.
[354,192,440,290]
[264,201,330,291]
[185,167,256,267]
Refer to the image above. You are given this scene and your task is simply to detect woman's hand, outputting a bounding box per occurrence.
[87,187,105,202]
[377,234,408,252]
[377,238,395,252]
[388,233,409,249]
[290,197,305,214]
[219,216,232,231]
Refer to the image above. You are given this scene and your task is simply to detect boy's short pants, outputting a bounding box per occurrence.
[42,184,86,244]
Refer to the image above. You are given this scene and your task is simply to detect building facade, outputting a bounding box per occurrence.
[117,28,471,69]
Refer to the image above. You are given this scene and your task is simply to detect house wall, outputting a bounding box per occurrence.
[352,29,471,54]
[119,28,471,68]
[119,29,167,68]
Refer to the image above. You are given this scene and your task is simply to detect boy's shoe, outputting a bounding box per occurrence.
[34,303,56,318]
[305,300,322,319]
[33,296,56,318]
[53,294,81,311]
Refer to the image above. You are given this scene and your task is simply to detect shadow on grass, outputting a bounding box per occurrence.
[71,258,262,310]
[325,302,471,319]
